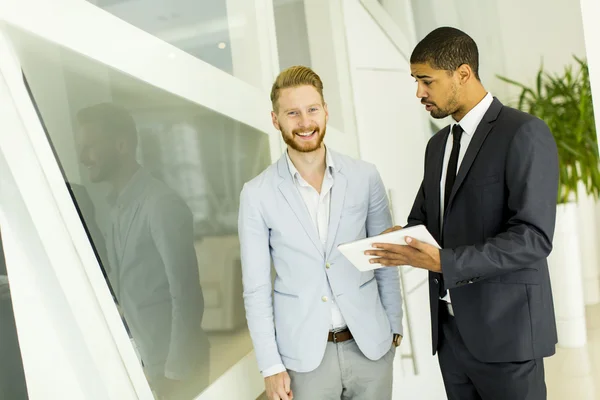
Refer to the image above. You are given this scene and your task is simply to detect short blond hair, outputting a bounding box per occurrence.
[270,66,325,112]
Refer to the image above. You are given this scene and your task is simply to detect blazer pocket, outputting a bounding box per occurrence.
[344,201,367,215]
[466,174,500,187]
[137,295,171,310]
[485,268,540,285]
[359,276,376,289]
[274,289,299,299]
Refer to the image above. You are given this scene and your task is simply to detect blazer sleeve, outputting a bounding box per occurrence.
[238,184,283,372]
[149,194,204,379]
[367,165,404,336]
[440,118,559,289]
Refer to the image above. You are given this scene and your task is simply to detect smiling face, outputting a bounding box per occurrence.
[411,62,462,119]
[271,85,328,153]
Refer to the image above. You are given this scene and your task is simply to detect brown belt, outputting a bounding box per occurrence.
[327,328,353,343]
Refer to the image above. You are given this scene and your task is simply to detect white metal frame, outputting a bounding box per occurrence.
[0,29,150,398]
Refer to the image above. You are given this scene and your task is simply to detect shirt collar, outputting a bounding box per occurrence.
[285,146,335,180]
[454,92,494,136]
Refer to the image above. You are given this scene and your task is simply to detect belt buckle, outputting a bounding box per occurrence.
[332,331,339,343]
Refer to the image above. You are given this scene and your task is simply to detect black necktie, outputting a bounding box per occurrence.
[444,124,463,211]
[439,124,463,299]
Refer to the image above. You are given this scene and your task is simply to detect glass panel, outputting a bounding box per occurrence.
[87,0,235,75]
[273,0,312,69]
[0,231,29,399]
[11,27,270,399]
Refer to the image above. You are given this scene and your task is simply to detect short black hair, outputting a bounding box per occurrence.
[76,102,138,148]
[410,27,480,80]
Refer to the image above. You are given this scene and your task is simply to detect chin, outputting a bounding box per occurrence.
[431,111,449,119]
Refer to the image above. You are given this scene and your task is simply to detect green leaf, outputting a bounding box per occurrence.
[497,56,600,204]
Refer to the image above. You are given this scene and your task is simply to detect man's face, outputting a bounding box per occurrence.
[411,62,461,119]
[272,85,328,153]
[77,123,121,183]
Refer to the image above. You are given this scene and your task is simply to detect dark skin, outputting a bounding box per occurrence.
[365,61,487,272]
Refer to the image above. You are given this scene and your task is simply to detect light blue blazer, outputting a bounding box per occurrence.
[238,149,403,373]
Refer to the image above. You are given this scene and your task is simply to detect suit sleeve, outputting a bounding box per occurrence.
[440,118,559,289]
[367,165,404,336]
[238,184,283,372]
[406,142,430,229]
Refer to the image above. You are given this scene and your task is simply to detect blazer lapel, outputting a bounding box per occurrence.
[117,202,141,266]
[277,156,324,256]
[325,168,347,258]
[446,98,502,212]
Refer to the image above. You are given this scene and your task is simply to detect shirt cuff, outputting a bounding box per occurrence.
[262,363,286,378]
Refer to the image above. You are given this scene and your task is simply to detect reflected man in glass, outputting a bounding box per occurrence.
[76,103,209,399]
[0,232,29,400]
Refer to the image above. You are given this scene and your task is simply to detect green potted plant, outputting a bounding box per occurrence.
[497,56,600,347]
[497,56,600,203]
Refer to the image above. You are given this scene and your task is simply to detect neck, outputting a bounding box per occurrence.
[287,144,327,179]
[452,84,488,122]
[110,160,140,195]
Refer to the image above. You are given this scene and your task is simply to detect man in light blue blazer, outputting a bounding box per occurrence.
[238,66,403,400]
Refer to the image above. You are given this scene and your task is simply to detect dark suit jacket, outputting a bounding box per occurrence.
[407,98,559,363]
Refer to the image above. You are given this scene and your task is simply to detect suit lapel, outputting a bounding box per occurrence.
[446,98,502,213]
[430,127,450,237]
[325,169,347,258]
[277,156,324,256]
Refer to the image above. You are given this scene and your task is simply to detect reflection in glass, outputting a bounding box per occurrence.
[0,231,29,400]
[15,28,270,399]
[75,103,210,398]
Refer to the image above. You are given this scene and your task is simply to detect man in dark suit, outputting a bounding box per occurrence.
[366,27,559,399]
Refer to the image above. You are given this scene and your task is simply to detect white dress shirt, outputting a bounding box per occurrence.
[440,92,494,303]
[262,148,346,378]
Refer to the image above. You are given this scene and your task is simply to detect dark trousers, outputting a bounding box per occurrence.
[437,301,547,400]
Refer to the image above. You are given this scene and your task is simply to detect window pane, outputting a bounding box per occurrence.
[273,0,312,69]
[12,28,269,399]
[0,231,29,400]
[87,0,235,75]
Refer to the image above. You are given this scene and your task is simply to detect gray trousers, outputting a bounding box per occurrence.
[288,339,395,400]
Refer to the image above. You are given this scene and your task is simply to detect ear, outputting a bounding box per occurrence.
[457,64,473,84]
[271,111,281,131]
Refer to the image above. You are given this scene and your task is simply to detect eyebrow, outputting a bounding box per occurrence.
[283,103,322,113]
[412,74,433,79]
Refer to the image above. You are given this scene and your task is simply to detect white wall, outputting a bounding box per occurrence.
[579,0,600,306]
[410,0,587,103]
[580,0,600,155]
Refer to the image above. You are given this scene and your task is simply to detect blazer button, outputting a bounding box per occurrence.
[326,262,331,269]
[322,296,328,302]
[434,278,439,284]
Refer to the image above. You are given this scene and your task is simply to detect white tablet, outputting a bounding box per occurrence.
[337,224,441,271]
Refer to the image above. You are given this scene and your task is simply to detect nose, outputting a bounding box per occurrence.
[416,83,427,99]
[298,113,311,129]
